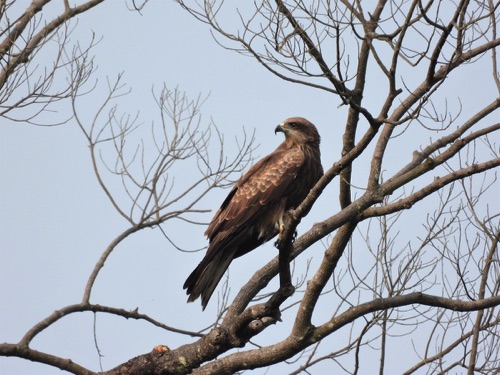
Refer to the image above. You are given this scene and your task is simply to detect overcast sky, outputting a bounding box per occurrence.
[1,1,498,374]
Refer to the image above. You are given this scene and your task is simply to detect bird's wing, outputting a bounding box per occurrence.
[205,147,305,240]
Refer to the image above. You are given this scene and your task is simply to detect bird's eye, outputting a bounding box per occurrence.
[289,122,297,128]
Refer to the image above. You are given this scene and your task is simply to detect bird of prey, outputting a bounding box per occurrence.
[183,117,323,309]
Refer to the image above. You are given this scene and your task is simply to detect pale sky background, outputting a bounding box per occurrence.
[1,1,498,374]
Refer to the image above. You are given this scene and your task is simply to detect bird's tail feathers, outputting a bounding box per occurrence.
[183,249,235,310]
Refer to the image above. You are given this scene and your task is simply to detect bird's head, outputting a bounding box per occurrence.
[275,117,321,146]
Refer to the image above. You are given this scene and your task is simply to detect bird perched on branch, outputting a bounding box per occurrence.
[183,117,323,309]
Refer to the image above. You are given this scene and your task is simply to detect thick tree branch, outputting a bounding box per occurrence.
[361,158,500,218]
[189,293,500,374]
[313,293,500,340]
[0,344,94,375]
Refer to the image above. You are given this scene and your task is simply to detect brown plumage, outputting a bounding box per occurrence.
[183,117,323,309]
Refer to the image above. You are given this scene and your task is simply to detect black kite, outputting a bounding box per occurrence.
[183,117,323,309]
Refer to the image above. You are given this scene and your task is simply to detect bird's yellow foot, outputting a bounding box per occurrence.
[278,223,285,241]
[274,224,286,248]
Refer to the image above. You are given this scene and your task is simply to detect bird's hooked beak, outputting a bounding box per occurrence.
[275,122,286,135]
